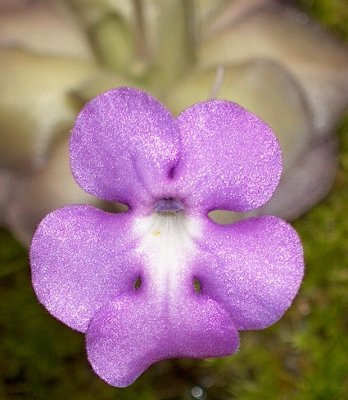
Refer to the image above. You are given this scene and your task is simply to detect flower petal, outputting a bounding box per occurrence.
[193,216,304,330]
[86,291,239,387]
[165,59,312,172]
[70,87,180,207]
[175,100,281,212]
[30,205,141,332]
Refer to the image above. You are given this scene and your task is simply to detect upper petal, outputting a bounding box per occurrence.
[174,100,282,212]
[70,87,180,207]
[30,205,142,332]
[193,216,304,330]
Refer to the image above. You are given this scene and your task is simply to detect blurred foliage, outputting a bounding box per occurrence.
[0,1,348,399]
[299,0,348,38]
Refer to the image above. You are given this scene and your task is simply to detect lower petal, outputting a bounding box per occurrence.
[86,291,239,387]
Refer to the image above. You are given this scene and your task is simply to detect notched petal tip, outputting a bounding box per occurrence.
[86,292,239,387]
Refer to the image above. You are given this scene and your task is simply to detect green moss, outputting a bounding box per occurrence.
[1,2,348,399]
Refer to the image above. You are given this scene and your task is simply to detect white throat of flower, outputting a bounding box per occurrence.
[134,200,201,298]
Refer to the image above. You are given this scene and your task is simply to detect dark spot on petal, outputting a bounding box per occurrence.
[193,278,202,294]
[168,165,176,179]
[134,276,142,290]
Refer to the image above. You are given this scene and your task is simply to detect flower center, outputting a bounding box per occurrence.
[154,198,184,214]
[134,197,201,298]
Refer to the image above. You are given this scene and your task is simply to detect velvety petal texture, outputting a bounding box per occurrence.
[193,216,304,330]
[30,205,141,332]
[70,88,180,207]
[86,292,239,387]
[30,87,304,387]
[175,100,282,212]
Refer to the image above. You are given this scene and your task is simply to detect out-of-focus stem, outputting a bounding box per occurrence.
[209,65,225,98]
[147,0,198,92]
[182,0,197,64]
[132,0,149,65]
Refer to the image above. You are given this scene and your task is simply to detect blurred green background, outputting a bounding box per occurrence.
[0,1,348,399]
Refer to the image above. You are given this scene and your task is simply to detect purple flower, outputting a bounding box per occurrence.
[30,87,304,387]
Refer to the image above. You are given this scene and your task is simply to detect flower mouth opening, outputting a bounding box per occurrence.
[154,198,185,215]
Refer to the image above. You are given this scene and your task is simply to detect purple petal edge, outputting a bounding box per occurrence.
[193,215,304,330]
[86,291,239,387]
[174,100,282,212]
[30,205,141,332]
[70,87,180,207]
